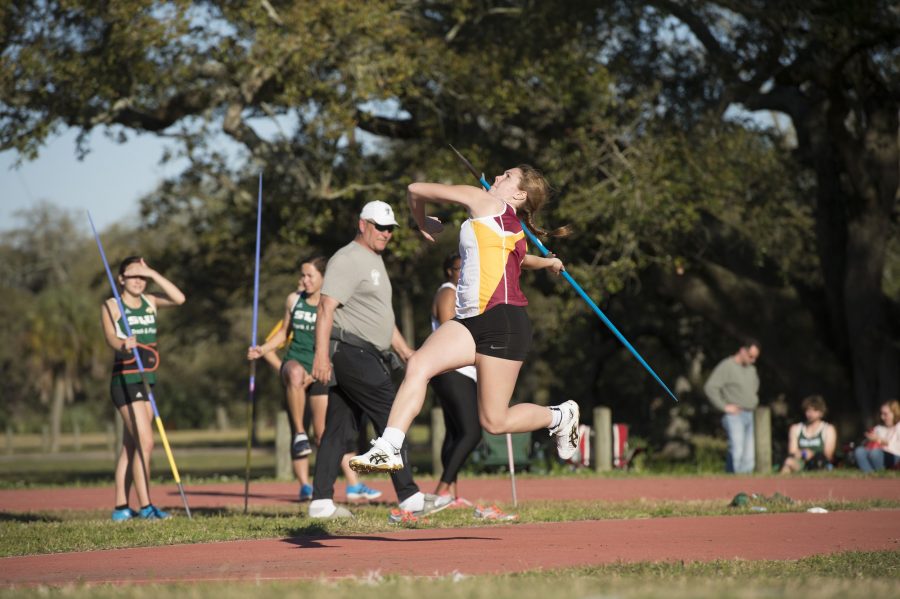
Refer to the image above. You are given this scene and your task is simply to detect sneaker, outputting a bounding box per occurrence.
[549,400,581,460]
[349,438,404,473]
[448,496,473,509]
[474,504,518,521]
[346,483,383,501]
[291,433,312,459]
[111,507,137,521]
[137,505,171,520]
[416,493,453,517]
[388,508,427,525]
[308,504,354,519]
[299,483,313,501]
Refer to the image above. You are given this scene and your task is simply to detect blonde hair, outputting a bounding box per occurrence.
[516,164,571,238]
[883,400,900,424]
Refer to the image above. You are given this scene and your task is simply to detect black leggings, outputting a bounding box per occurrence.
[431,370,481,485]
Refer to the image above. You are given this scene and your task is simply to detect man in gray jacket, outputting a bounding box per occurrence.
[704,339,761,474]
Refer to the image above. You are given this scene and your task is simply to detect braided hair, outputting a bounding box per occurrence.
[516,165,571,238]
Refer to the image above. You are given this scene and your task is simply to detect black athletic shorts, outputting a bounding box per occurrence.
[454,304,532,361]
[110,380,151,408]
[308,380,329,396]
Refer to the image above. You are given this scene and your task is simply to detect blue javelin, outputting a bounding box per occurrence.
[449,145,678,402]
[243,171,264,513]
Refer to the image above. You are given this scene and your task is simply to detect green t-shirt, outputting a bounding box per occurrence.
[283,292,316,372]
[111,295,158,385]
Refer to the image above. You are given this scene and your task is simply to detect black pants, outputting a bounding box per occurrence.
[312,342,419,503]
[431,371,481,485]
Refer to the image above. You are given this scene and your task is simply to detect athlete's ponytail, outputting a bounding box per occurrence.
[517,165,572,238]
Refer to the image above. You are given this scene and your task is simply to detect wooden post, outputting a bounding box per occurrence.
[5,425,12,455]
[275,411,292,480]
[754,406,772,474]
[593,406,612,472]
[216,404,230,431]
[431,407,445,479]
[41,424,50,453]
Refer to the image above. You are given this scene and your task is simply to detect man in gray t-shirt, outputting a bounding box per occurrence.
[704,339,761,474]
[322,240,395,351]
[308,200,449,520]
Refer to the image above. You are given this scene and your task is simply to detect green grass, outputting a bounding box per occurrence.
[0,551,897,598]
[3,498,898,558]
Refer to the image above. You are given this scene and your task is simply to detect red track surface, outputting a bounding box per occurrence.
[2,511,899,585]
[3,477,898,586]
[2,476,899,512]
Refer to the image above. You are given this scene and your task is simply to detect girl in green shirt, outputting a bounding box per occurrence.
[101,257,185,520]
[249,256,380,502]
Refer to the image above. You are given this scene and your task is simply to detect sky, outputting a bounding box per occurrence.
[0,129,187,234]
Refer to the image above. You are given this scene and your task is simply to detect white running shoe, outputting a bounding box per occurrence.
[417,493,453,517]
[349,437,404,473]
[388,493,453,523]
[549,400,581,460]
[308,500,354,519]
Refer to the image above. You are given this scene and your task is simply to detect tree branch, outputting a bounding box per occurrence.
[651,0,735,75]
[355,110,421,139]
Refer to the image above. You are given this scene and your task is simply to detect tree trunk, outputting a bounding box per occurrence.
[843,210,894,419]
[49,374,65,453]
[801,98,900,420]
[399,286,416,347]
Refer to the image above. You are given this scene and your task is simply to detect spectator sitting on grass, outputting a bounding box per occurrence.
[854,400,900,473]
[780,395,836,473]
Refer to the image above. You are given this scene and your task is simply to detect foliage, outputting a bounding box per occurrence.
[592,0,900,417]
[1,1,897,441]
[0,206,110,437]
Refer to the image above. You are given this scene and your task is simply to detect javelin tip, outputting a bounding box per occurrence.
[448,144,481,180]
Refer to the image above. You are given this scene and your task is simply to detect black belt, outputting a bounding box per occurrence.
[331,328,403,371]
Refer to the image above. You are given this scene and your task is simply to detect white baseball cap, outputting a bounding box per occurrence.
[359,200,399,226]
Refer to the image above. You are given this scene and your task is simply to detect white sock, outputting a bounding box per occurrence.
[548,407,562,430]
[308,499,335,517]
[294,432,308,442]
[381,427,406,450]
[399,491,424,512]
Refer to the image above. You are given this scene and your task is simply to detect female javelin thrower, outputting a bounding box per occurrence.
[350,166,581,477]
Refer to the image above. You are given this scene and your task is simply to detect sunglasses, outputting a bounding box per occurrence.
[367,220,395,233]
